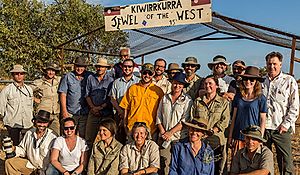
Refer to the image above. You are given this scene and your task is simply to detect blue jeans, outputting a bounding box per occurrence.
[46,164,81,175]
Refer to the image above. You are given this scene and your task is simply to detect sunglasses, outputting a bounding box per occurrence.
[169,71,180,75]
[243,77,256,82]
[142,71,153,76]
[14,72,25,75]
[233,66,245,71]
[64,126,75,131]
[184,64,196,68]
[133,122,147,127]
[123,65,133,68]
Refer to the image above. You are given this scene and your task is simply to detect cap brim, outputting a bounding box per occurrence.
[95,64,111,67]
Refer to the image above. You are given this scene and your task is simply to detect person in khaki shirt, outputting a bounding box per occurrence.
[181,57,202,100]
[119,122,160,175]
[32,62,61,135]
[230,125,274,175]
[191,75,230,175]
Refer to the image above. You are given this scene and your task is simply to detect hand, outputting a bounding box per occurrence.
[118,110,125,119]
[278,125,288,134]
[62,111,70,119]
[162,131,173,141]
[227,137,234,149]
[222,92,235,101]
[91,106,101,115]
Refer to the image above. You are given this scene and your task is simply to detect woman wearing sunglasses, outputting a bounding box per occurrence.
[119,122,160,175]
[47,117,88,175]
[87,118,123,175]
[228,66,267,156]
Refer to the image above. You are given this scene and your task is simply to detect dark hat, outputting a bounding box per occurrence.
[183,118,213,136]
[142,63,154,73]
[240,125,266,142]
[43,62,61,71]
[73,57,90,66]
[166,63,183,73]
[182,57,201,68]
[172,72,189,88]
[240,66,265,82]
[33,110,51,123]
[208,55,230,70]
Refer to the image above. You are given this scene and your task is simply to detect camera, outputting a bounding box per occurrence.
[2,136,16,159]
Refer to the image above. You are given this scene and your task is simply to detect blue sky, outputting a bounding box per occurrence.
[47,0,300,78]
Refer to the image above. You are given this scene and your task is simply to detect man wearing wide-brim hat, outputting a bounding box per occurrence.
[58,56,93,138]
[85,57,115,148]
[231,125,274,175]
[169,117,215,174]
[181,56,202,100]
[31,62,62,135]
[0,64,33,146]
[5,110,57,174]
[165,63,183,80]
[207,55,234,94]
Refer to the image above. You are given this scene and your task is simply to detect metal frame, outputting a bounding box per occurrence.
[55,11,300,75]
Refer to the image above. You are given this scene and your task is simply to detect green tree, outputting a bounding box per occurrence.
[0,0,127,79]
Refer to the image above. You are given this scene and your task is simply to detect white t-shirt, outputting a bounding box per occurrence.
[53,136,88,171]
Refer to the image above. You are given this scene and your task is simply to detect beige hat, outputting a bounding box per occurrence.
[208,55,230,70]
[95,57,111,67]
[43,62,61,71]
[10,65,27,73]
[166,63,183,73]
[183,117,213,136]
[240,125,266,142]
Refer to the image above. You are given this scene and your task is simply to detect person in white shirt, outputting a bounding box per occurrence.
[0,64,33,145]
[5,110,57,175]
[262,51,299,174]
[47,117,88,175]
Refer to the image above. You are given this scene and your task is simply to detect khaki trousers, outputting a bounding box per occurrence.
[49,113,60,135]
[5,157,34,175]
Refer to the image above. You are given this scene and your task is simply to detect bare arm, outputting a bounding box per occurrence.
[132,167,158,175]
[59,93,69,119]
[110,97,124,115]
[120,168,129,175]
[51,148,70,174]
[228,107,238,147]
[163,123,183,141]
[74,151,88,174]
[260,113,266,136]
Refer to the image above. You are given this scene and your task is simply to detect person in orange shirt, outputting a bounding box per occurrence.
[119,63,164,140]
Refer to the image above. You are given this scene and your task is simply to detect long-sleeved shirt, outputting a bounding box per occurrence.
[0,82,33,128]
[169,139,214,175]
[88,138,123,175]
[15,128,57,170]
[31,76,61,114]
[262,72,299,132]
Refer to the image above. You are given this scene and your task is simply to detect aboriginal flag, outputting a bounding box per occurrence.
[191,0,211,6]
[104,6,121,16]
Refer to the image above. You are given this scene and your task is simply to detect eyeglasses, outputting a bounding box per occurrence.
[243,77,256,82]
[233,66,244,71]
[184,64,196,68]
[64,126,75,131]
[123,65,133,68]
[142,71,153,76]
[14,72,25,75]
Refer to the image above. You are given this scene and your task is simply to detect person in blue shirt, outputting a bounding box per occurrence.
[169,117,214,175]
[228,66,267,156]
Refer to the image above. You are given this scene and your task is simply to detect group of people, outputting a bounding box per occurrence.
[0,47,299,175]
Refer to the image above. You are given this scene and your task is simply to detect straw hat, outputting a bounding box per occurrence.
[43,62,61,71]
[240,125,266,142]
[182,57,201,69]
[208,55,230,70]
[94,57,111,67]
[240,66,265,82]
[10,65,27,73]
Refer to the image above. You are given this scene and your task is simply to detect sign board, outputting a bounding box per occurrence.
[104,0,212,31]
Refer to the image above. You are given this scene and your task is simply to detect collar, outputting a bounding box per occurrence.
[166,92,188,104]
[267,71,283,81]
[93,72,109,80]
[121,74,137,82]
[241,144,263,161]
[129,140,150,151]
[96,138,117,150]
[199,94,222,103]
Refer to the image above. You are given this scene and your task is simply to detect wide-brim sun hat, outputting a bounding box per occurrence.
[172,72,189,88]
[240,125,267,142]
[10,65,27,73]
[166,63,183,73]
[94,57,111,67]
[183,117,213,136]
[208,55,230,70]
[73,56,90,66]
[239,66,265,82]
[181,57,201,69]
